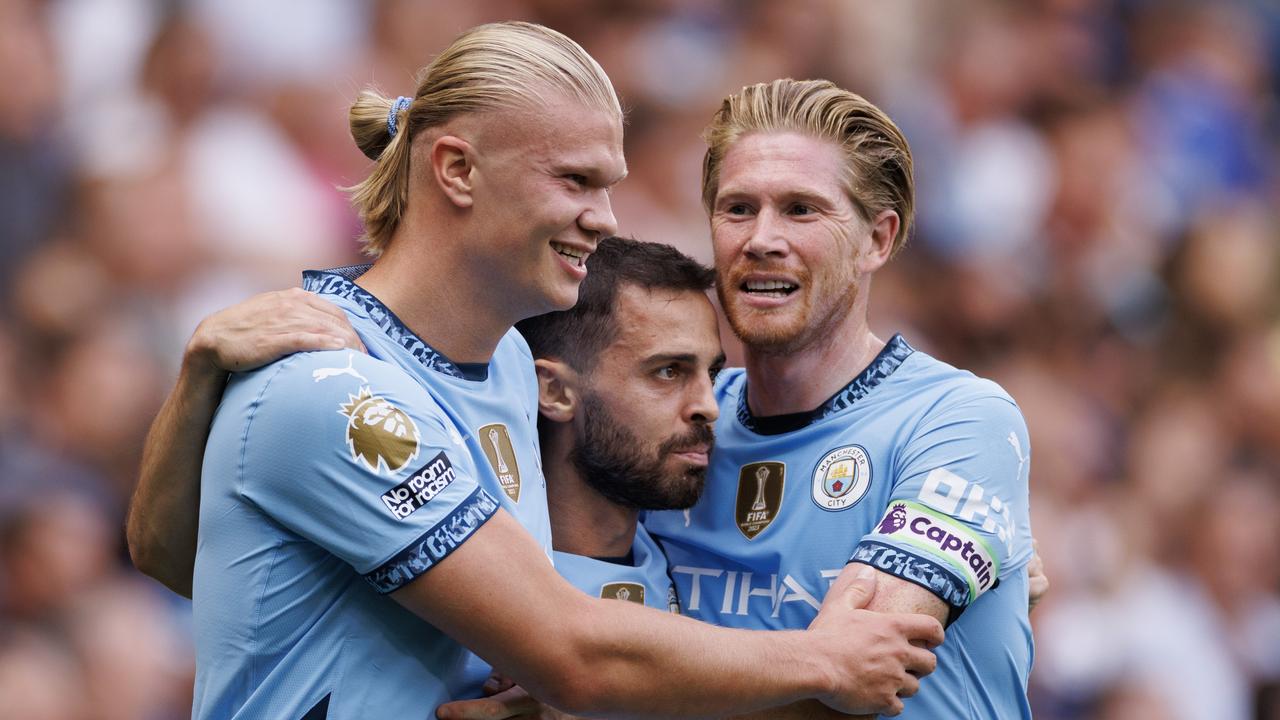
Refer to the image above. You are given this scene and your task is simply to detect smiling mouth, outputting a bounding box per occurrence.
[742,279,798,298]
[551,241,588,267]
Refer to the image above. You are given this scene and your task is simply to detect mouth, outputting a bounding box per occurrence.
[740,277,799,299]
[671,445,711,466]
[551,241,589,268]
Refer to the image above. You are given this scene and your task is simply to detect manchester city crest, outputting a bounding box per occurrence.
[811,445,871,511]
[735,461,785,540]
[601,582,645,604]
[478,423,521,502]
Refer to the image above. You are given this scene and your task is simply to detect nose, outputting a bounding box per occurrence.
[741,208,788,259]
[579,188,618,240]
[685,371,720,426]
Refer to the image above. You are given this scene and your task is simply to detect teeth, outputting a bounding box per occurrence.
[551,242,587,266]
[744,280,797,292]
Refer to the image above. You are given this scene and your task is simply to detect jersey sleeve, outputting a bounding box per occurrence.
[232,350,500,594]
[850,387,1032,621]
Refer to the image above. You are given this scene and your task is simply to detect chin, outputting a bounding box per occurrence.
[542,284,582,313]
[727,311,807,354]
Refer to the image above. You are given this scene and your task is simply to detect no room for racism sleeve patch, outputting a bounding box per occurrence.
[381,451,458,520]
[852,500,1001,612]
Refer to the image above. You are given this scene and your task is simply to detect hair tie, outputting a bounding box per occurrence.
[387,96,413,139]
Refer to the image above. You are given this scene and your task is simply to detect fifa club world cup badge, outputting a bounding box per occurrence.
[478,423,521,501]
[601,582,646,604]
[811,445,872,511]
[735,461,785,540]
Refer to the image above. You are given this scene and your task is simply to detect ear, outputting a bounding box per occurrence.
[430,135,475,208]
[856,209,898,274]
[534,358,578,423]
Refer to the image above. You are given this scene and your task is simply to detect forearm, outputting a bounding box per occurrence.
[547,599,833,718]
[405,513,836,718]
[728,701,870,720]
[126,353,227,596]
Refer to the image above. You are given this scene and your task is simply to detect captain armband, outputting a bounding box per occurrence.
[849,500,1000,625]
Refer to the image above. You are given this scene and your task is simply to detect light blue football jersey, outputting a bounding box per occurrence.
[553,524,679,613]
[645,335,1034,719]
[192,266,551,719]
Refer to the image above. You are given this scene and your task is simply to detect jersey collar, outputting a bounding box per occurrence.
[737,334,915,436]
[302,265,488,381]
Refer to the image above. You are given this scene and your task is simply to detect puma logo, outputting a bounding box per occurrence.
[313,353,367,384]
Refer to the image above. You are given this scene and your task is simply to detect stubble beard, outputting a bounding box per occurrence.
[716,265,861,358]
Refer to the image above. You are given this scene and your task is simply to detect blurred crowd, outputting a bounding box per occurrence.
[1,0,1277,718]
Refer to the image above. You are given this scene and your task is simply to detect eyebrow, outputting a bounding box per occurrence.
[715,187,836,208]
[644,352,726,367]
[553,162,628,187]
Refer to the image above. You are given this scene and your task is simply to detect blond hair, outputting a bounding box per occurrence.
[347,21,621,256]
[701,79,914,255]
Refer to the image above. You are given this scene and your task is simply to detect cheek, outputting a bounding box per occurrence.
[711,224,743,261]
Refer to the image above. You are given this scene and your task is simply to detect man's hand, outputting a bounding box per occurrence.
[436,685,575,720]
[186,288,363,375]
[808,564,944,716]
[127,288,363,596]
[1028,539,1049,612]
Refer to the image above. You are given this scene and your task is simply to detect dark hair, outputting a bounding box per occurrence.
[517,236,715,371]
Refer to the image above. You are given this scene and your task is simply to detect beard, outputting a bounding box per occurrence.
[715,261,860,357]
[569,391,714,511]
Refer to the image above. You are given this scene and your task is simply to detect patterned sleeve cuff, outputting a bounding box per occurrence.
[364,488,500,594]
[849,540,975,626]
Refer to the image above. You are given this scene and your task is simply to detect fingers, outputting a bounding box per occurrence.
[896,672,921,698]
[894,613,945,650]
[295,290,366,352]
[192,288,366,372]
[832,563,878,610]
[902,643,937,679]
[483,674,517,696]
[436,687,541,720]
[1027,539,1049,611]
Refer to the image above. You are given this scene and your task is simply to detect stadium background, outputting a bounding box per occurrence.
[1,0,1278,718]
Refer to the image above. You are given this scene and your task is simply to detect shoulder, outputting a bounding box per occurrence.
[900,350,1023,428]
[714,367,746,402]
[240,350,432,407]
[228,350,452,458]
[500,326,535,362]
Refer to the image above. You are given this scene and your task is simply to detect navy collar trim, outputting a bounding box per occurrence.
[302,265,488,381]
[737,334,915,436]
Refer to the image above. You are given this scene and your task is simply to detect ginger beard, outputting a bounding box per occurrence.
[715,253,861,357]
[569,389,713,511]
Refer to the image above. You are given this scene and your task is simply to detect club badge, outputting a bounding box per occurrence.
[478,423,521,502]
[811,445,871,511]
[735,461,785,540]
[339,387,420,474]
[601,582,645,604]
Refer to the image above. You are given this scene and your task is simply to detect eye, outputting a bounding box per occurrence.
[787,203,814,216]
[564,173,588,186]
[709,365,724,382]
[724,203,753,216]
[655,365,680,380]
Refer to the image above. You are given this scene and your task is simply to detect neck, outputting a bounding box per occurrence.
[743,310,884,417]
[541,427,639,558]
[357,215,514,364]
